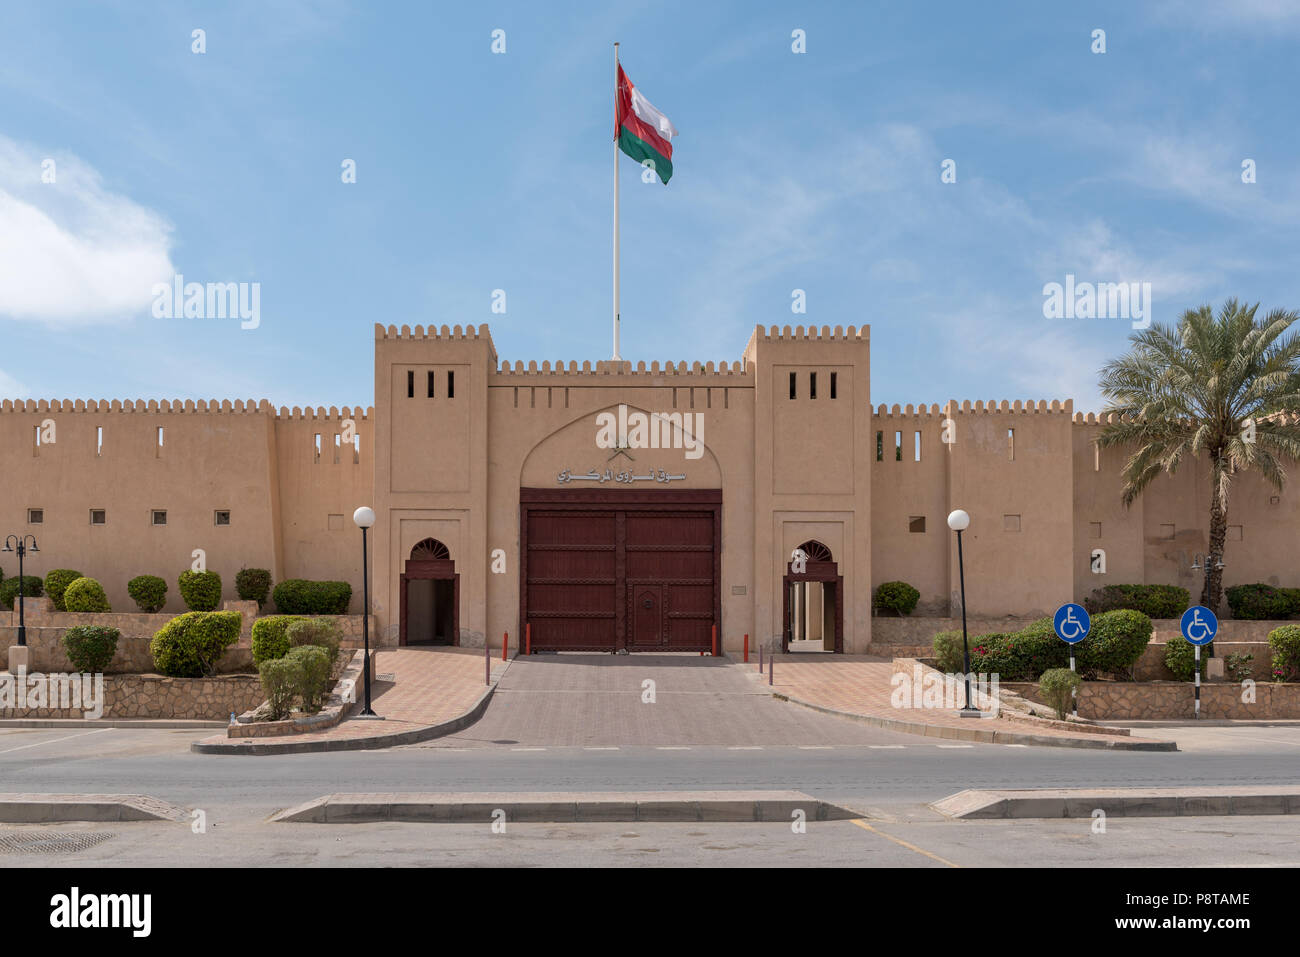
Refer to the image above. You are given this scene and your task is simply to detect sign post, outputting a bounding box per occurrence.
[1053,603,1091,717]
[1180,605,1218,719]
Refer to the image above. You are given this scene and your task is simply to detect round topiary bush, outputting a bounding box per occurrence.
[178,570,223,611]
[0,576,44,610]
[272,579,352,615]
[1267,624,1300,682]
[127,575,168,613]
[1076,609,1152,679]
[874,581,920,616]
[1164,634,1209,681]
[62,625,120,673]
[251,615,308,667]
[150,611,243,677]
[1038,667,1082,720]
[44,569,85,611]
[63,577,111,613]
[235,567,273,609]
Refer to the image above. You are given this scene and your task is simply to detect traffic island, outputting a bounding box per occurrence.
[0,794,190,823]
[271,791,864,824]
[932,786,1300,819]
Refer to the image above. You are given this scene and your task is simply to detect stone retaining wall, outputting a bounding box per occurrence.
[0,672,264,720]
[1004,679,1300,720]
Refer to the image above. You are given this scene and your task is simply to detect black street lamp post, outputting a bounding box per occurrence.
[2,535,39,647]
[946,510,980,717]
[352,507,378,717]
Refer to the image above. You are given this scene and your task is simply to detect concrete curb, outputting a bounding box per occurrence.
[0,718,227,729]
[770,690,1178,751]
[932,786,1300,819]
[191,671,502,755]
[271,790,862,824]
[0,793,189,823]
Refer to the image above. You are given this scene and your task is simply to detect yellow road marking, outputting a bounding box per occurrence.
[850,818,960,868]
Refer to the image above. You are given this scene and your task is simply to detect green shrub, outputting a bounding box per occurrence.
[874,581,920,616]
[259,656,302,721]
[1280,589,1300,617]
[1038,668,1083,720]
[44,569,85,611]
[127,575,168,613]
[251,615,307,667]
[0,576,43,610]
[178,570,223,611]
[272,579,352,615]
[1267,625,1300,683]
[1164,635,1209,681]
[933,630,966,673]
[62,625,120,672]
[150,611,242,677]
[63,577,110,613]
[1083,584,1189,619]
[1224,653,1255,683]
[935,619,1069,681]
[1075,609,1152,680]
[286,618,342,671]
[235,567,273,609]
[287,644,332,712]
[1225,584,1292,620]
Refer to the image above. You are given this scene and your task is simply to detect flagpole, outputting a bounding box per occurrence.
[613,41,621,361]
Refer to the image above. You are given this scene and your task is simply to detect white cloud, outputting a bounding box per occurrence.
[0,136,174,323]
[0,368,28,398]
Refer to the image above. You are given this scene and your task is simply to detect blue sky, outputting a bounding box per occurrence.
[2,0,1298,413]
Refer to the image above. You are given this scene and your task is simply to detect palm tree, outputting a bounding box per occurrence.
[1097,300,1300,612]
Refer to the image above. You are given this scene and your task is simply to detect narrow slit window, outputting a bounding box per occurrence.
[1094,442,1100,471]
[894,431,902,461]
[830,372,837,399]
[810,372,817,399]
[352,433,361,464]
[876,431,883,462]
[1008,428,1015,461]
[313,433,322,463]
[156,427,164,454]
[447,370,455,398]
[96,426,103,456]
[427,371,435,398]
[789,372,797,399]
[333,433,341,464]
[33,424,41,453]
[406,370,414,398]
[914,431,921,461]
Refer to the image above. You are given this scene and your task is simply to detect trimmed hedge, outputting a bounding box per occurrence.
[273,579,352,615]
[1083,584,1190,619]
[259,657,299,721]
[287,644,332,712]
[286,618,342,671]
[178,570,223,611]
[150,611,242,678]
[44,569,85,611]
[0,576,43,610]
[874,581,920,616]
[235,567,273,609]
[1039,668,1082,720]
[251,615,307,668]
[62,625,120,673]
[64,577,111,613]
[127,575,168,613]
[1075,609,1153,679]
[1225,584,1298,620]
[1268,625,1300,683]
[1164,635,1209,682]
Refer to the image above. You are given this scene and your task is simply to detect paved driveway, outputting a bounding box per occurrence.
[421,653,925,748]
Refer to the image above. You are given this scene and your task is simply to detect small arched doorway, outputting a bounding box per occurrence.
[400,538,459,646]
[783,540,843,653]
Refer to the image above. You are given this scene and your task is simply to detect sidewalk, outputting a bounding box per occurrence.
[193,646,507,754]
[748,654,1177,750]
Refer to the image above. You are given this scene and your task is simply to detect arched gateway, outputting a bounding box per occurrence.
[400,538,458,645]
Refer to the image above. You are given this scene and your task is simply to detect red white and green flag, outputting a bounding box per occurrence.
[616,64,678,184]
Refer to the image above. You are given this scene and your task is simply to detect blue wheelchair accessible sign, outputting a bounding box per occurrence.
[1181,606,1218,646]
[1053,603,1091,644]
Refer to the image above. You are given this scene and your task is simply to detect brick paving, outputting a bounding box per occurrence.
[755,654,1175,747]
[195,646,507,751]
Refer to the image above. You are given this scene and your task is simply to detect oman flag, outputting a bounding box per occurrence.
[616,64,678,184]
